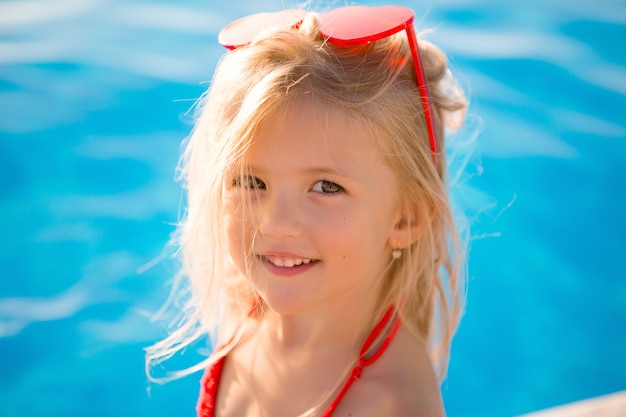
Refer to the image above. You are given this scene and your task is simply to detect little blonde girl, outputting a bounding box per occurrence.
[148,5,468,416]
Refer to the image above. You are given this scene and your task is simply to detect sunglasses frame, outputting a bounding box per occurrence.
[218,5,439,166]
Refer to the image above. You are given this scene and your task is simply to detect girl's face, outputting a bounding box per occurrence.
[224,101,405,316]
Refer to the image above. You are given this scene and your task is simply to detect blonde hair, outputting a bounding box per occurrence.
[147,11,467,382]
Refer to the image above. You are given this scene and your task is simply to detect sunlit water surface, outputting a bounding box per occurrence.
[1,1,625,416]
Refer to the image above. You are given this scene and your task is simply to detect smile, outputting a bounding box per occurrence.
[263,256,315,268]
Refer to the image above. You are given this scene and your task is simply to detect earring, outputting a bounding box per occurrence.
[392,249,402,259]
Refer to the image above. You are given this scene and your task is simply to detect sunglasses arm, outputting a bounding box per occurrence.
[405,24,438,166]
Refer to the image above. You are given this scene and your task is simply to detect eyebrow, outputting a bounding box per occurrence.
[302,166,346,177]
[249,165,348,178]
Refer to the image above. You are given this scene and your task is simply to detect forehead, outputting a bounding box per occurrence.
[247,98,383,169]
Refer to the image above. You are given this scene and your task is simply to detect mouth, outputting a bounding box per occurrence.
[260,255,318,268]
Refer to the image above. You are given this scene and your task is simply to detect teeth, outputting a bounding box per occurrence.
[266,256,313,268]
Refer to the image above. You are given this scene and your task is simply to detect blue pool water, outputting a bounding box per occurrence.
[1,1,625,416]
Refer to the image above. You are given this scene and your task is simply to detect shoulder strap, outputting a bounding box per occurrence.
[197,355,226,417]
[321,306,401,417]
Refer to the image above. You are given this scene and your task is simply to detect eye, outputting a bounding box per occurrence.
[311,180,343,194]
[232,175,266,190]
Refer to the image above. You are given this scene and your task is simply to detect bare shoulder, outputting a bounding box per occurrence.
[335,327,446,417]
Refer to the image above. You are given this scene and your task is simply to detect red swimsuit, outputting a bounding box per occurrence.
[197,307,400,417]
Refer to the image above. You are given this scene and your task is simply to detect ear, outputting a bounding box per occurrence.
[387,201,423,250]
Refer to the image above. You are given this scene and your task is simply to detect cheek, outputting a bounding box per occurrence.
[226,216,243,257]
[321,211,366,254]
[330,205,393,259]
[223,198,253,272]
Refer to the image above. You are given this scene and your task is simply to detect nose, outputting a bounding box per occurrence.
[257,189,304,239]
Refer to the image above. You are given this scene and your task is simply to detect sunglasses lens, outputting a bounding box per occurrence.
[219,9,306,48]
[317,5,414,44]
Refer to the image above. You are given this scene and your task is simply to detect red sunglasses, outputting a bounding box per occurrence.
[218,5,438,166]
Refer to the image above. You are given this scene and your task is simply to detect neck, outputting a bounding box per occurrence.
[259,294,380,358]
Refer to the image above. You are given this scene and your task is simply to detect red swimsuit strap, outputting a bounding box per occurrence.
[197,354,226,417]
[321,306,401,417]
[198,297,262,416]
[197,306,400,417]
